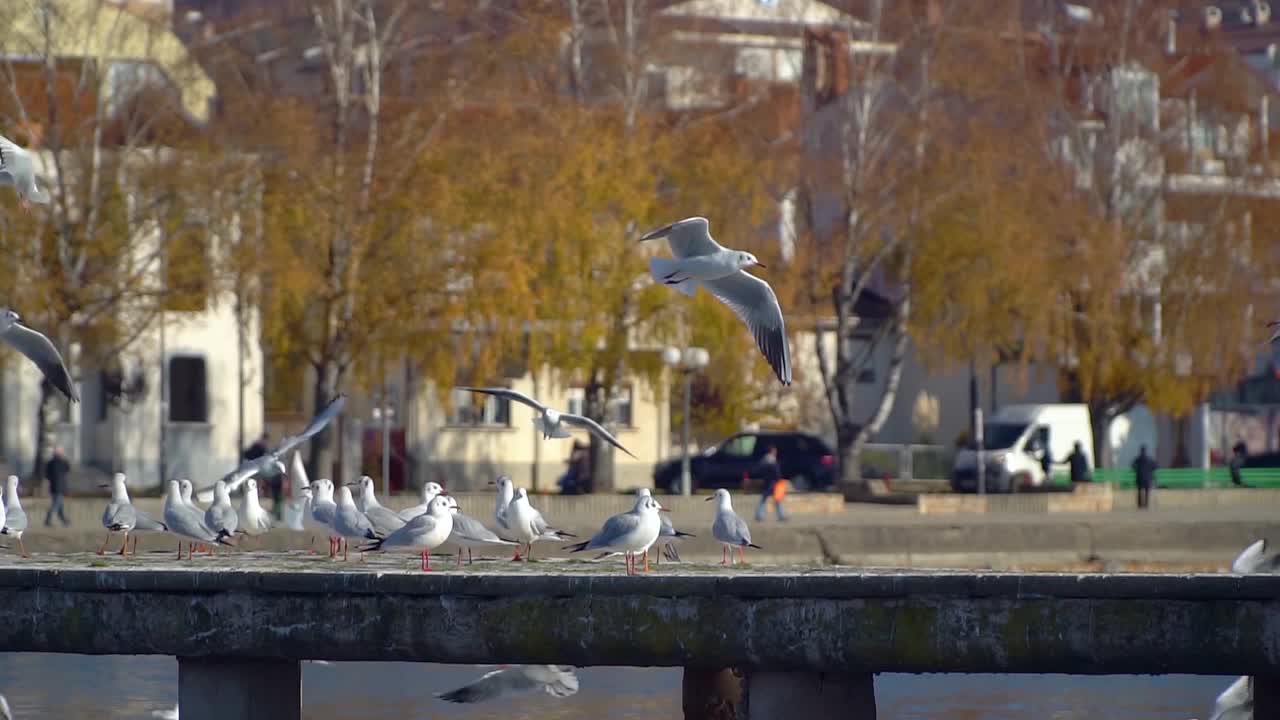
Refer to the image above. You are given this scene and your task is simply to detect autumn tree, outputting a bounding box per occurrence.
[0,0,223,478]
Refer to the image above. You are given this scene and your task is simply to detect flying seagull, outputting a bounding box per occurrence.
[436,665,580,704]
[0,308,78,403]
[640,216,791,385]
[0,133,50,213]
[204,393,346,501]
[455,387,637,458]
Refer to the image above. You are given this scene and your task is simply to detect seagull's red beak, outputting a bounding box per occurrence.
[1267,320,1280,328]
[658,504,670,513]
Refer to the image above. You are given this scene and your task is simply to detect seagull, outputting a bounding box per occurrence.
[237,478,273,544]
[205,395,346,501]
[0,133,51,213]
[203,480,239,552]
[352,476,406,538]
[360,495,454,571]
[150,705,178,720]
[564,492,663,575]
[1232,539,1280,574]
[333,485,380,561]
[1,475,27,558]
[707,488,761,565]
[306,478,341,558]
[397,480,445,521]
[0,308,78,402]
[456,387,637,458]
[282,450,312,532]
[163,480,233,560]
[98,472,166,556]
[436,665,580,704]
[490,475,514,531]
[637,487,695,564]
[507,487,576,560]
[442,495,518,566]
[1208,675,1252,720]
[0,693,12,720]
[640,216,791,385]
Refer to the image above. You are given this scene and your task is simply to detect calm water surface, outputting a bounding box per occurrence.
[0,654,1235,719]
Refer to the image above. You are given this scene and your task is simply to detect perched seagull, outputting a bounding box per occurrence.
[332,484,381,560]
[0,308,78,402]
[205,395,346,502]
[442,495,518,566]
[150,705,178,720]
[640,216,791,385]
[0,133,51,213]
[1,475,27,558]
[637,487,695,564]
[707,488,761,566]
[397,480,445,521]
[178,479,204,512]
[283,450,311,532]
[99,472,166,556]
[456,387,637,458]
[437,665,580,704]
[307,478,341,558]
[360,495,454,571]
[237,478,273,543]
[490,475,514,532]
[163,480,233,560]
[1232,539,1280,574]
[564,492,663,575]
[507,487,576,560]
[356,475,407,537]
[203,480,239,551]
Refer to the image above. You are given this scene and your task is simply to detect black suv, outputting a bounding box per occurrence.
[653,431,836,493]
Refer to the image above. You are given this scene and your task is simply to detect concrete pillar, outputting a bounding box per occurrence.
[1256,676,1280,720]
[683,667,743,720]
[178,657,301,720]
[745,671,876,720]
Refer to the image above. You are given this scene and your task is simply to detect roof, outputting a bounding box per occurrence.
[660,0,857,27]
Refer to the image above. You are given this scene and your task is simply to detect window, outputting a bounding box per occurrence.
[448,387,510,427]
[169,356,208,422]
[721,434,757,458]
[565,386,633,426]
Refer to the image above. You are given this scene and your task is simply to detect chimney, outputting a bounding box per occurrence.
[1166,11,1177,55]
[1204,6,1222,30]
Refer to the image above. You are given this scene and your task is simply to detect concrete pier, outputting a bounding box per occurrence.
[0,561,1274,718]
[178,657,300,720]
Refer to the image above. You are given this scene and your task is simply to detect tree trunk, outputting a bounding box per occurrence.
[1088,400,1112,470]
[31,383,53,489]
[836,421,862,490]
[308,362,339,480]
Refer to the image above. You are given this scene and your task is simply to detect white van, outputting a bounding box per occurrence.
[951,403,1094,493]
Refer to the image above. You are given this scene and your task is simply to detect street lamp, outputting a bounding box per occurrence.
[663,345,710,496]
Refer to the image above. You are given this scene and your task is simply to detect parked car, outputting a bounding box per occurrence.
[653,431,836,494]
[951,403,1094,494]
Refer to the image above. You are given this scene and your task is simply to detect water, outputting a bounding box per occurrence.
[0,654,1234,719]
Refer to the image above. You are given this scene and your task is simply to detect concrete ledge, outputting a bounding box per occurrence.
[0,563,1278,675]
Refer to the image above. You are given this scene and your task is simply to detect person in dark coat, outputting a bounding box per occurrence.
[753,445,787,522]
[1229,441,1249,488]
[43,446,70,527]
[1066,441,1092,484]
[243,432,270,462]
[1132,445,1157,509]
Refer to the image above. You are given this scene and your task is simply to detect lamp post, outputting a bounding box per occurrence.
[663,345,710,496]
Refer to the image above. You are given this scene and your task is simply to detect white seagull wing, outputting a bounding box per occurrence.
[274,394,347,458]
[457,386,548,413]
[559,413,637,459]
[437,665,573,704]
[700,270,792,385]
[1232,539,1270,573]
[638,216,723,258]
[1,321,79,402]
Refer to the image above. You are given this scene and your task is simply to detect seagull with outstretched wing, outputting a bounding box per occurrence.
[436,665,580,704]
[456,386,636,458]
[206,394,346,501]
[639,216,791,385]
[0,133,50,214]
[0,308,77,402]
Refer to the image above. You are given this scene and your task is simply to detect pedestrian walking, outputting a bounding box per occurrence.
[1066,441,1092,485]
[1229,442,1249,488]
[43,446,70,527]
[1133,445,1157,510]
[753,445,787,522]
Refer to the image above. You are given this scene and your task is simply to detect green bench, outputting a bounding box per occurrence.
[1077,467,1280,489]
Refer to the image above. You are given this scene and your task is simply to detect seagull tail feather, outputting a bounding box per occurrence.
[563,540,590,552]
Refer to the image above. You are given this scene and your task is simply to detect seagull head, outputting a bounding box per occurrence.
[246,478,258,494]
[738,251,765,270]
[0,308,18,331]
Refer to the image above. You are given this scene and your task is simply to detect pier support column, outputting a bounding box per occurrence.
[1256,676,1280,720]
[683,667,743,719]
[178,657,301,720]
[744,671,876,720]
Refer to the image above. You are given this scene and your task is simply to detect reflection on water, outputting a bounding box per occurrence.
[0,654,1235,719]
